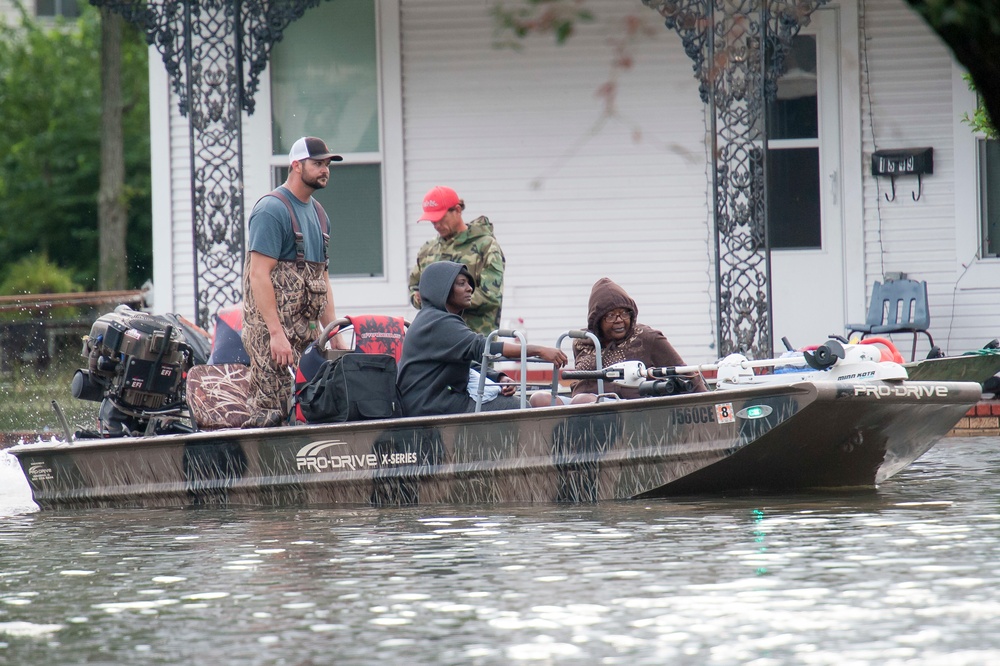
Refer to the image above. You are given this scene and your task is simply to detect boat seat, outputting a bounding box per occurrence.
[339,314,408,362]
[293,315,408,423]
[846,279,934,362]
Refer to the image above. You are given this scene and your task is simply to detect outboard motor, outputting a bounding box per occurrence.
[71,305,200,436]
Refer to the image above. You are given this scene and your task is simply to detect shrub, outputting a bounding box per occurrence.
[0,253,82,321]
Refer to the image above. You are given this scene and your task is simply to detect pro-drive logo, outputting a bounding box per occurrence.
[27,461,54,481]
[295,440,417,472]
[853,384,949,399]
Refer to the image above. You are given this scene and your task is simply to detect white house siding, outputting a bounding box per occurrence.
[149,58,195,319]
[399,0,716,363]
[857,0,995,355]
[151,0,998,366]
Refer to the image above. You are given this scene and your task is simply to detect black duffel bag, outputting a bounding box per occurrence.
[296,352,404,423]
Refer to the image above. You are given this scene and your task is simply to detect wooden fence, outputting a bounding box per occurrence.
[0,289,148,372]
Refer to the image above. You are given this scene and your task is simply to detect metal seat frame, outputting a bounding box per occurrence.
[474,329,616,411]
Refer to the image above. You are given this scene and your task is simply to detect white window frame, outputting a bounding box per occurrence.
[953,62,1000,287]
[247,0,405,309]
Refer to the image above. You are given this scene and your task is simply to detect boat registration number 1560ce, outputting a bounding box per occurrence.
[666,404,734,425]
[667,403,768,425]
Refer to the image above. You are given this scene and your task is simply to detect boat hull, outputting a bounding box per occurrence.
[10,380,980,509]
[904,353,1000,384]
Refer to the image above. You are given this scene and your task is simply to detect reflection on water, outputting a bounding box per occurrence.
[2,438,1000,664]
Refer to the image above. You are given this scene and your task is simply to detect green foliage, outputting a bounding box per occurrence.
[0,253,81,294]
[0,3,151,290]
[962,73,997,139]
[0,253,82,321]
[905,0,1000,34]
[905,1,1000,146]
[492,0,595,49]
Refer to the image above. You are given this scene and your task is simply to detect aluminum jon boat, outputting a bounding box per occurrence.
[9,374,980,509]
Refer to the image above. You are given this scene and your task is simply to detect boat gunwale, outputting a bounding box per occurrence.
[7,379,981,458]
[11,381,819,455]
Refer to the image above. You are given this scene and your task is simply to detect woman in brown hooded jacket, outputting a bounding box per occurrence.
[569,277,707,400]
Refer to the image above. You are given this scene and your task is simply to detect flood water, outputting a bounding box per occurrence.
[1,437,999,665]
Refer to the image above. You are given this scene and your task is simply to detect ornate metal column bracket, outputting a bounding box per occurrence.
[89,0,326,326]
[643,0,827,359]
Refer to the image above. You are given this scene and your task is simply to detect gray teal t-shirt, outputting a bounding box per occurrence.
[247,186,328,263]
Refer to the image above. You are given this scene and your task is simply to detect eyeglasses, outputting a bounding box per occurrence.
[602,309,632,323]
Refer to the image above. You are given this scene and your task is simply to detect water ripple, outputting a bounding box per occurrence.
[0,438,998,664]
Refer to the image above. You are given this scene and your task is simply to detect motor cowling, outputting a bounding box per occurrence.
[73,305,194,416]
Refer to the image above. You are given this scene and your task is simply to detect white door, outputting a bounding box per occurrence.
[768,8,844,353]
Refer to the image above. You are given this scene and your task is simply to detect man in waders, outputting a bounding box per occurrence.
[242,136,346,428]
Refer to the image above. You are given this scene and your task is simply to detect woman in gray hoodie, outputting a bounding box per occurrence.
[397,261,566,417]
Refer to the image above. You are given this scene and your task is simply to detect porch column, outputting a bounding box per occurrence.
[644,0,827,359]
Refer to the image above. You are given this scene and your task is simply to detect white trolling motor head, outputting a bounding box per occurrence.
[715,353,755,387]
[603,360,648,387]
[716,340,907,390]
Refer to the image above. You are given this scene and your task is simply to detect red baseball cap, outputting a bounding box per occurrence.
[419,186,460,223]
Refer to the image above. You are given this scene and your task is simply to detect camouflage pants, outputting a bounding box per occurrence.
[242,257,328,427]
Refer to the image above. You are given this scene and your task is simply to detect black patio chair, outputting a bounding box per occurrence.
[846,279,934,362]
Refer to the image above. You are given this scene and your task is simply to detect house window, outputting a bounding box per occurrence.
[35,0,80,18]
[269,0,383,278]
[271,163,383,278]
[766,34,821,250]
[979,139,1000,258]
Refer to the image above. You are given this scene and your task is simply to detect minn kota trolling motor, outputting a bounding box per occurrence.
[561,338,908,395]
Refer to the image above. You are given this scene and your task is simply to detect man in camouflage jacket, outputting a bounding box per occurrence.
[408,186,505,336]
